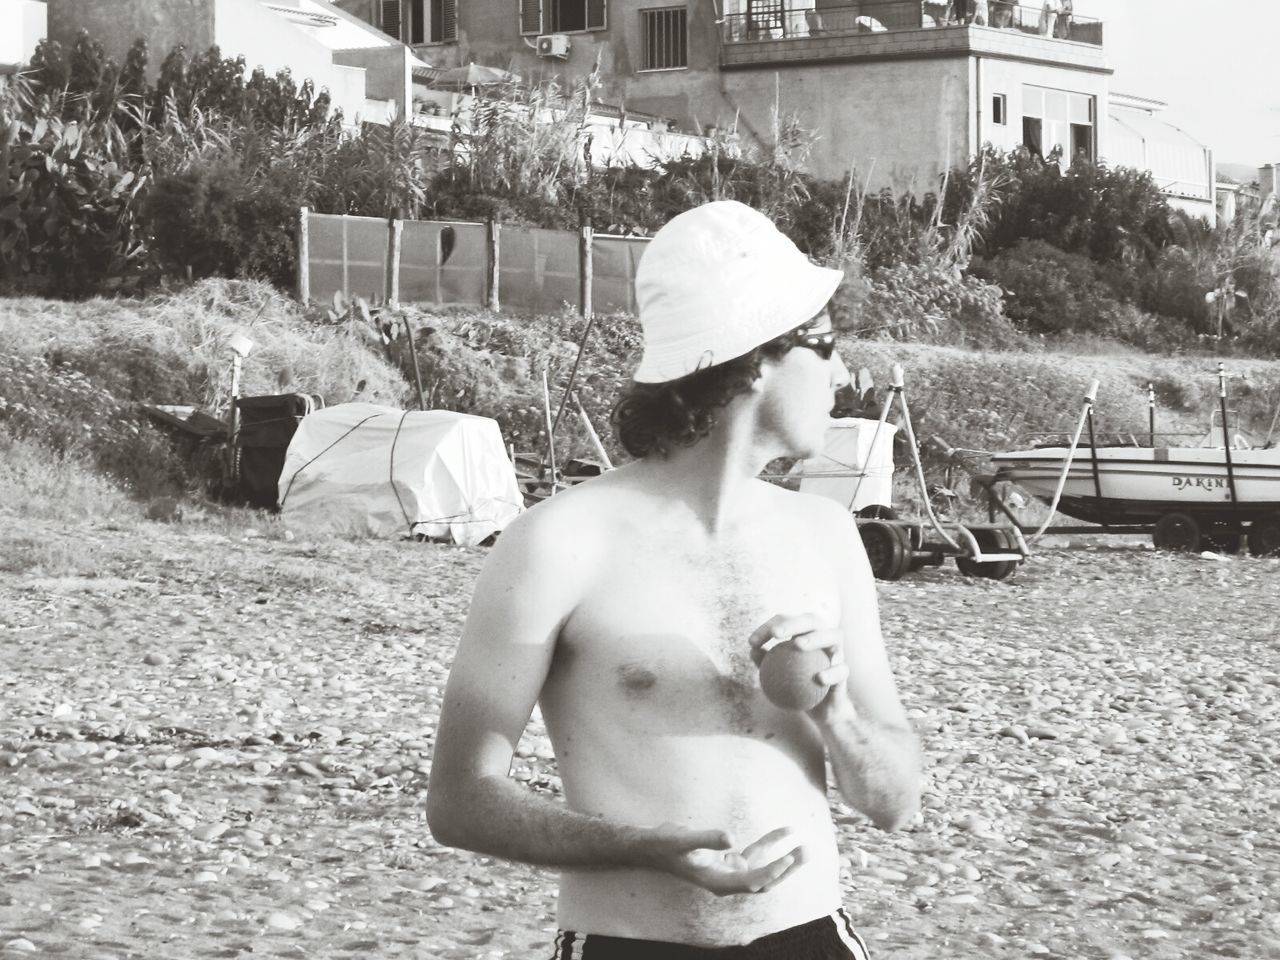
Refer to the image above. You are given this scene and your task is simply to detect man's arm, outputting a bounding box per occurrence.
[426,499,803,892]
[750,502,922,831]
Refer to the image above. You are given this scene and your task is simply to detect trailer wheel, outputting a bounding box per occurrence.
[1247,514,1280,557]
[1202,528,1244,555]
[955,528,1018,581]
[859,520,911,581]
[1153,512,1201,552]
[858,504,898,521]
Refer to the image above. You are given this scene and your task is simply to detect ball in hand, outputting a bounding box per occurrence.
[758,641,833,712]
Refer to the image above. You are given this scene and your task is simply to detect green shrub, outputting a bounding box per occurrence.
[971,239,1128,338]
[0,118,148,296]
[0,352,190,497]
[144,162,299,287]
[954,147,1172,266]
[1138,246,1212,336]
[859,261,1018,348]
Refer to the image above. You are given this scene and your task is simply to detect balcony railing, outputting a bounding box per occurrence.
[720,1,1102,46]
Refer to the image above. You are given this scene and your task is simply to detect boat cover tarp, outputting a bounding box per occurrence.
[793,417,897,511]
[278,403,523,544]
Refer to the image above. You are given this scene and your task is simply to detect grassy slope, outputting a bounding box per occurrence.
[2,280,1279,518]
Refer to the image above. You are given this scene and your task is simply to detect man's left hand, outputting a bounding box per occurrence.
[748,613,854,721]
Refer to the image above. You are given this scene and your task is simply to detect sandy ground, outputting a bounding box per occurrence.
[2,511,1279,960]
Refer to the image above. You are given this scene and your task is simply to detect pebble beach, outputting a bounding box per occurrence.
[2,514,1278,959]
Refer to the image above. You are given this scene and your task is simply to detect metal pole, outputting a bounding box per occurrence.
[574,392,613,469]
[551,313,597,438]
[1219,362,1240,509]
[542,368,558,492]
[847,380,896,512]
[402,319,427,411]
[1086,403,1104,523]
[1148,381,1156,447]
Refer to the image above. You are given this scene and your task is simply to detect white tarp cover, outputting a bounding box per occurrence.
[793,417,897,512]
[278,403,523,544]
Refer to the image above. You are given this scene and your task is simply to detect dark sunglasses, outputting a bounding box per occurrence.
[793,329,837,360]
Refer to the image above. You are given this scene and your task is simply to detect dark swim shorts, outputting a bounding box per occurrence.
[548,908,871,959]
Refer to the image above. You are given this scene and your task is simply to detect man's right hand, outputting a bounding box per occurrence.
[646,824,806,896]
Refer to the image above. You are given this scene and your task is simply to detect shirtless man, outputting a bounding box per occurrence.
[426,200,922,958]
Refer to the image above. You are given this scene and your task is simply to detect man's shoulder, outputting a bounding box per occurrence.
[758,481,858,531]
[492,470,634,559]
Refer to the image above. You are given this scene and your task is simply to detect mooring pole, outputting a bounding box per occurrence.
[1148,382,1156,447]
[1085,402,1105,523]
[1219,362,1240,511]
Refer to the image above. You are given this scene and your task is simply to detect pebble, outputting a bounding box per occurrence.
[194,822,229,842]
[2,940,39,955]
[1025,724,1062,740]
[998,724,1030,745]
[143,652,169,666]
[266,911,302,931]
[870,866,908,882]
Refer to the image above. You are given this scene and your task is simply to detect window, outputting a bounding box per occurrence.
[641,7,687,70]
[381,0,401,39]
[521,0,607,34]
[1021,117,1042,157]
[1070,123,1093,161]
[381,0,455,43]
[1021,84,1093,162]
[746,0,785,35]
[992,93,1006,125]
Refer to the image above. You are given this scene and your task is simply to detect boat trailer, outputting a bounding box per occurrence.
[776,365,1030,581]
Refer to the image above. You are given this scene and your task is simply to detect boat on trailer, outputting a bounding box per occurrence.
[989,368,1280,556]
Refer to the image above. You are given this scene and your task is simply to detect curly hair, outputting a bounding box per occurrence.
[611,328,806,459]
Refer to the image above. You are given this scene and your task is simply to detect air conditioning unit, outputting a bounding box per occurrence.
[536,33,571,58]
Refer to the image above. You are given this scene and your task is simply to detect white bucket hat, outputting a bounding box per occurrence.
[632,200,843,383]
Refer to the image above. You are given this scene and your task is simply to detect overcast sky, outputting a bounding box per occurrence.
[1072,0,1280,168]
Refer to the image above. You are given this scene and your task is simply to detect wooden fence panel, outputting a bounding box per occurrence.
[591,235,648,315]
[300,210,650,314]
[498,225,581,314]
[399,219,489,305]
[307,213,389,304]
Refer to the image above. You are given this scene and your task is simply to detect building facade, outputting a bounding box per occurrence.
[355,0,1112,191]
[42,0,424,126]
[1106,92,1215,225]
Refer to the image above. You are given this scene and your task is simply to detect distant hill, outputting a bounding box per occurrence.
[1217,162,1263,185]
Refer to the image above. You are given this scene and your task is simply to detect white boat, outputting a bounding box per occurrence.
[991,443,1280,526]
[990,427,1280,555]
[989,368,1280,555]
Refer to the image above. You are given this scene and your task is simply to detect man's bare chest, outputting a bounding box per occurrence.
[551,534,840,728]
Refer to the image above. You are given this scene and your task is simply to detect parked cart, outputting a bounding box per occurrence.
[772,365,1029,580]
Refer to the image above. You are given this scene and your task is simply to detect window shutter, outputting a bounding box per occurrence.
[381,0,402,40]
[586,0,606,30]
[520,0,542,35]
[441,0,457,40]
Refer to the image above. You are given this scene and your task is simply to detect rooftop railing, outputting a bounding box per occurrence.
[720,1,1103,47]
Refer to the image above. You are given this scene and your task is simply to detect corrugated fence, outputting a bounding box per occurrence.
[299,209,649,315]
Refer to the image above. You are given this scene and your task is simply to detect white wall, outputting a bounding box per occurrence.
[0,0,48,66]
[974,56,1110,162]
